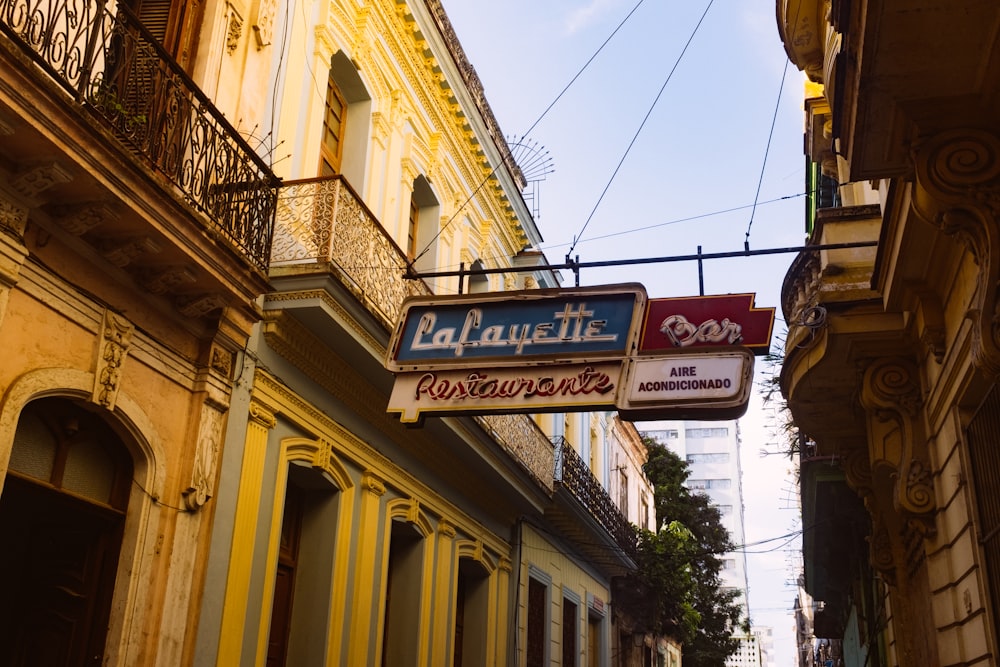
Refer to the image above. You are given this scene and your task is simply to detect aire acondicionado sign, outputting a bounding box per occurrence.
[384,285,774,424]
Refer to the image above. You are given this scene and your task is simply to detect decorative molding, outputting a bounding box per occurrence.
[248,400,277,429]
[437,517,456,538]
[860,357,936,533]
[12,161,72,200]
[363,471,386,496]
[92,309,134,409]
[252,0,276,48]
[226,9,243,54]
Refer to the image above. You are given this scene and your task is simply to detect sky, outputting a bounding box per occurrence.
[438,1,808,664]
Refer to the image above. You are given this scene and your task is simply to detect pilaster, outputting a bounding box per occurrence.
[215,399,276,666]
[346,471,387,666]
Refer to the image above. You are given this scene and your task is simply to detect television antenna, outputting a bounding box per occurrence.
[507,134,554,220]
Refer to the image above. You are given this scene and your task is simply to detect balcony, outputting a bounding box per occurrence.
[0,0,277,272]
[267,175,556,493]
[550,436,637,573]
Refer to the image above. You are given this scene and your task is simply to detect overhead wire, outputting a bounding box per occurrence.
[412,0,650,265]
[744,57,791,251]
[567,0,717,257]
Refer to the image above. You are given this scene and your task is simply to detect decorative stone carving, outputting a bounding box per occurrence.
[141,265,197,294]
[209,344,233,378]
[101,236,161,267]
[182,399,226,512]
[92,310,134,409]
[913,130,1000,376]
[12,162,72,200]
[178,293,227,318]
[51,202,118,236]
[252,0,276,48]
[226,9,243,54]
[860,357,936,533]
[0,197,28,235]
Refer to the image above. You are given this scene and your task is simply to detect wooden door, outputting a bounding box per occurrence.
[0,475,123,666]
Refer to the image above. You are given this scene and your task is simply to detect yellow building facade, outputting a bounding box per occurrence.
[194,1,651,666]
[778,2,1000,665]
[0,0,662,665]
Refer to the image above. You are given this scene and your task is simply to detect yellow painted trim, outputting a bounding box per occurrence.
[216,401,275,665]
[252,436,357,667]
[346,471,386,665]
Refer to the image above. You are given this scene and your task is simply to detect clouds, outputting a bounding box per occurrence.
[564,0,625,35]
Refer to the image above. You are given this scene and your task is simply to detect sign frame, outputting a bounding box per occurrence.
[616,347,755,421]
[386,284,647,372]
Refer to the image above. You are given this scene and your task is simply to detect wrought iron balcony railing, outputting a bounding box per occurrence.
[0,0,277,270]
[553,436,638,558]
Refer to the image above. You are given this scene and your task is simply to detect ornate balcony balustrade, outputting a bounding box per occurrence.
[272,176,432,330]
[553,436,638,559]
[0,0,277,270]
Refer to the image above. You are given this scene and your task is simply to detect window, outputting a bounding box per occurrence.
[687,479,731,490]
[685,427,729,438]
[686,452,730,463]
[723,559,736,570]
[406,196,419,259]
[320,74,347,176]
[618,469,629,515]
[527,577,548,666]
[381,521,424,667]
[640,493,650,531]
[718,504,733,516]
[453,559,489,667]
[562,597,577,666]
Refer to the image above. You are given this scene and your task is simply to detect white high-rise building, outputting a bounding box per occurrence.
[640,419,777,666]
[640,419,750,614]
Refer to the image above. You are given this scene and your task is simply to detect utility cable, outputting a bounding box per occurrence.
[412,0,649,264]
[744,56,790,251]
[567,0,716,257]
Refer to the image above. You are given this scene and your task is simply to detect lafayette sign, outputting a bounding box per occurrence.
[387,284,647,371]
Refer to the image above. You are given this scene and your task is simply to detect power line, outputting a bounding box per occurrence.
[567,0,717,258]
[413,0,650,265]
[745,57,791,251]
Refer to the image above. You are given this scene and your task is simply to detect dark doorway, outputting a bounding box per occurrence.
[0,398,132,666]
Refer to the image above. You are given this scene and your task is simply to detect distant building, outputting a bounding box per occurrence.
[641,420,751,615]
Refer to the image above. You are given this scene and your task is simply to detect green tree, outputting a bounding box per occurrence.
[634,437,745,665]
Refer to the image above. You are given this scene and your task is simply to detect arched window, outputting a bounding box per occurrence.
[0,397,133,666]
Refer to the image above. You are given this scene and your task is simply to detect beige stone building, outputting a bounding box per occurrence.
[0,1,277,664]
[777,1,1000,665]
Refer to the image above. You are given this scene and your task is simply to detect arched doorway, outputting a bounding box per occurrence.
[0,397,133,666]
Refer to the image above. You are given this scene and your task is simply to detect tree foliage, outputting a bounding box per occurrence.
[630,437,745,666]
